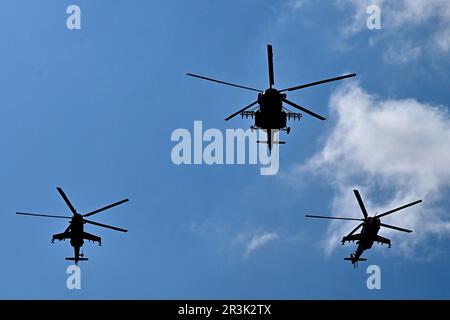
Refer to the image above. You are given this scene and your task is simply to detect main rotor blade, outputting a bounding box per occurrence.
[305,215,364,221]
[347,223,363,236]
[377,200,422,218]
[186,73,262,93]
[353,189,369,219]
[64,224,71,233]
[83,199,129,218]
[282,98,326,120]
[56,187,77,215]
[16,212,72,219]
[225,100,258,121]
[380,223,412,233]
[280,73,356,92]
[267,44,274,88]
[84,219,128,232]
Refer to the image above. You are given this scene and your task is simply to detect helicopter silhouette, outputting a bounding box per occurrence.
[16,187,128,264]
[187,44,356,152]
[306,189,422,267]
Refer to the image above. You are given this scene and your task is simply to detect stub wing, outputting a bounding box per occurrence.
[52,231,71,241]
[83,232,102,245]
[342,233,362,244]
[375,235,391,247]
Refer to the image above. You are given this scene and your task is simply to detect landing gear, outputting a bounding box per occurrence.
[51,239,54,244]
[286,127,291,134]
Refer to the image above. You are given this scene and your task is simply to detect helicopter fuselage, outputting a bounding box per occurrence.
[350,217,381,261]
[69,214,85,248]
[254,89,287,130]
[52,213,102,264]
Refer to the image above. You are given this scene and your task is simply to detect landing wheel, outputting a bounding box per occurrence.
[287,127,291,134]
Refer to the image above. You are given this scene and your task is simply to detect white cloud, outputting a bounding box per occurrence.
[190,218,294,258]
[244,232,279,257]
[435,27,450,52]
[337,0,387,36]
[289,0,311,10]
[295,82,450,257]
[389,0,450,26]
[336,0,450,54]
[285,0,450,65]
[383,42,422,64]
[337,0,450,30]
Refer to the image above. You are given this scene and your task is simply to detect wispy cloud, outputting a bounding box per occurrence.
[190,216,308,258]
[244,232,279,257]
[289,0,312,10]
[287,0,450,62]
[337,0,450,55]
[292,82,450,257]
[336,0,450,32]
[382,42,422,64]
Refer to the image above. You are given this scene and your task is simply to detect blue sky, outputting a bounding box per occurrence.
[1,0,449,299]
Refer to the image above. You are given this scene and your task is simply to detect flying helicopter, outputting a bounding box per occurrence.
[16,187,128,264]
[187,44,356,152]
[306,189,422,267]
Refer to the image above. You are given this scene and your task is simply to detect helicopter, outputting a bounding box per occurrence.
[306,189,422,267]
[16,187,128,264]
[187,44,356,152]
